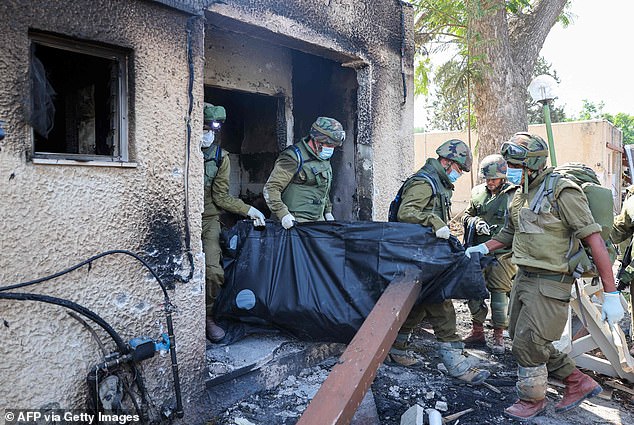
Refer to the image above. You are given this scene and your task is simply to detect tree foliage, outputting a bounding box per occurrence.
[412,0,569,157]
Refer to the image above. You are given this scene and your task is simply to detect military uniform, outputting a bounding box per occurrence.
[396,157,460,341]
[202,143,250,315]
[263,137,333,222]
[463,182,518,330]
[493,167,601,378]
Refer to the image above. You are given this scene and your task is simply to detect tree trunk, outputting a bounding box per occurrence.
[467,0,567,159]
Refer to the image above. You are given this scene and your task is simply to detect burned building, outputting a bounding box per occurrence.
[0,0,414,422]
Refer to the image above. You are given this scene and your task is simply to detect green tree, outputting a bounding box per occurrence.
[412,0,570,156]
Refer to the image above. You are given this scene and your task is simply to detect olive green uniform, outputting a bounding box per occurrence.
[612,195,634,280]
[397,157,460,342]
[202,144,250,315]
[462,182,518,328]
[263,137,333,222]
[493,168,601,378]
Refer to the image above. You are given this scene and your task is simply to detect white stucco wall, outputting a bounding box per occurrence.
[0,0,208,421]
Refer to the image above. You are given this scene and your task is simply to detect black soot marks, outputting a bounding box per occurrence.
[143,211,183,290]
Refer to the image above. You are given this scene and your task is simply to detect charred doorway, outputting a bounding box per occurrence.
[292,52,358,220]
[204,87,284,225]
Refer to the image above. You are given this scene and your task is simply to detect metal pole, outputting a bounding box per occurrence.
[542,101,557,167]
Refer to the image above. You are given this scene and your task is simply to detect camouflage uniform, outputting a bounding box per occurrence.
[391,140,489,385]
[263,117,343,222]
[462,155,518,350]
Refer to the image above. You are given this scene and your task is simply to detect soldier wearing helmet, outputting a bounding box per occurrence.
[461,154,518,353]
[201,103,266,343]
[263,117,345,229]
[466,132,623,420]
[388,138,490,386]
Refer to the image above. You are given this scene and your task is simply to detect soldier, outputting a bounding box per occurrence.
[466,132,624,420]
[201,103,266,342]
[462,154,518,353]
[388,139,490,385]
[263,117,344,228]
[611,191,634,356]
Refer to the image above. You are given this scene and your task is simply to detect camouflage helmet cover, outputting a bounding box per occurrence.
[310,117,345,147]
[204,103,226,123]
[436,139,473,172]
[501,132,549,171]
[479,154,508,179]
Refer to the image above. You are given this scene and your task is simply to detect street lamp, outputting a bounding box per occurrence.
[528,74,558,167]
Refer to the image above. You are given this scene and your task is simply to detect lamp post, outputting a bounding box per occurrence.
[528,74,558,167]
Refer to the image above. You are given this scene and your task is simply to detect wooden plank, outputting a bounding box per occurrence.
[297,271,422,425]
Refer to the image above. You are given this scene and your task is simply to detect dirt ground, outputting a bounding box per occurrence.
[209,300,634,425]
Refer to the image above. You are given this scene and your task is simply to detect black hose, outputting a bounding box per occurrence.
[0,249,183,417]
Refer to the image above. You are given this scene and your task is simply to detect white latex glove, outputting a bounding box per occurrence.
[475,220,490,235]
[325,213,335,221]
[465,243,489,258]
[247,206,266,227]
[602,292,625,326]
[281,213,296,230]
[435,225,451,239]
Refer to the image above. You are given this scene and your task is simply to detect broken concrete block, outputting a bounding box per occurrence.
[400,404,424,425]
[434,400,448,412]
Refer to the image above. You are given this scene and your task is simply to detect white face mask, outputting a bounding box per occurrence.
[201,130,215,148]
[319,146,335,160]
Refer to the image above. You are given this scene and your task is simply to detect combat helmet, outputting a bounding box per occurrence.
[500,132,549,171]
[204,103,226,124]
[310,117,345,147]
[436,139,473,172]
[479,154,507,179]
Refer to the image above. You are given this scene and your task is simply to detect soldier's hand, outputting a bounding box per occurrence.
[602,291,625,326]
[465,243,489,258]
[281,213,296,230]
[435,225,451,239]
[247,206,266,227]
[475,219,490,235]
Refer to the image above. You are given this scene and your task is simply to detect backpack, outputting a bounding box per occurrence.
[535,162,615,277]
[388,171,437,222]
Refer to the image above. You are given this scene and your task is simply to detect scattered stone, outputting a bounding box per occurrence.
[399,404,424,425]
[434,400,448,412]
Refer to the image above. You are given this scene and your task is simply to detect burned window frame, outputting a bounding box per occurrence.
[29,31,130,163]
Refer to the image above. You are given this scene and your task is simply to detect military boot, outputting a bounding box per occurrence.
[505,365,548,421]
[463,321,486,347]
[438,341,490,385]
[385,332,420,367]
[491,328,505,354]
[554,368,602,412]
[206,318,225,342]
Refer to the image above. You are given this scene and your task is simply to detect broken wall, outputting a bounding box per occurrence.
[0,0,208,421]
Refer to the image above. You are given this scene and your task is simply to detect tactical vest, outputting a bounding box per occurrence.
[414,159,453,223]
[471,182,517,247]
[509,168,583,274]
[281,138,332,221]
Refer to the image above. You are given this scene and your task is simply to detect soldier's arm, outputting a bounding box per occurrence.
[211,153,250,216]
[263,154,297,220]
[612,198,634,244]
[397,179,446,231]
[462,197,478,227]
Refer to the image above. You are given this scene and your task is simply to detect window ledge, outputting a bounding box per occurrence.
[32,158,138,168]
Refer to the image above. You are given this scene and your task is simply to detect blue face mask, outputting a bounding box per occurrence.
[448,168,462,183]
[319,146,335,160]
[506,167,523,185]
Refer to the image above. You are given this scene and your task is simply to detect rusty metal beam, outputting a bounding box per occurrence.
[297,270,422,425]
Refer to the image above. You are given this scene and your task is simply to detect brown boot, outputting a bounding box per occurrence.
[491,328,505,354]
[504,399,548,420]
[555,368,602,412]
[463,321,486,347]
[206,318,225,342]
